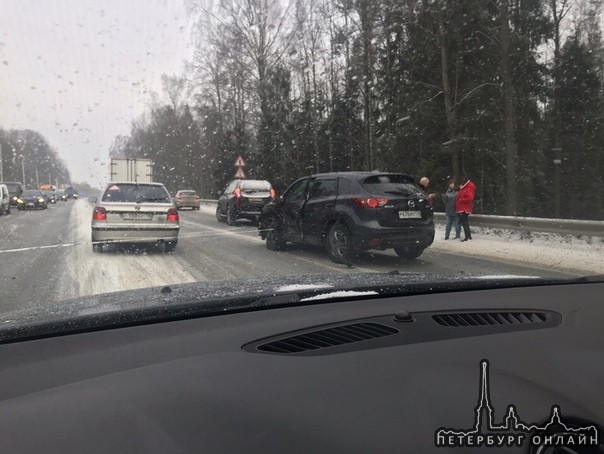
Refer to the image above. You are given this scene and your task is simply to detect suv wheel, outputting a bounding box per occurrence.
[216,205,223,222]
[266,219,286,251]
[325,222,354,265]
[226,204,236,226]
[394,246,424,259]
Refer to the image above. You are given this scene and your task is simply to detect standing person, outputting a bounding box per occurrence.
[441,180,460,240]
[455,178,476,242]
[419,176,436,207]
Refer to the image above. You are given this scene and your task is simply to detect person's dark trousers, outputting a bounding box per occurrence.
[459,212,472,240]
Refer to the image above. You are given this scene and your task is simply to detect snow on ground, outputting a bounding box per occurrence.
[202,203,603,276]
[430,223,604,276]
[67,200,198,298]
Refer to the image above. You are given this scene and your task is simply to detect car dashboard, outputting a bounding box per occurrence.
[0,281,602,453]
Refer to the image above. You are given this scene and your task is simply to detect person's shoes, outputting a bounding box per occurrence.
[454,236,460,239]
[461,238,468,242]
[444,237,449,240]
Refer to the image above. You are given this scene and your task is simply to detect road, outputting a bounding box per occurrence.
[0,199,574,313]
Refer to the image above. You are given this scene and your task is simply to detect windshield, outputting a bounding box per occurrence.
[21,190,42,197]
[4,183,21,193]
[0,0,602,335]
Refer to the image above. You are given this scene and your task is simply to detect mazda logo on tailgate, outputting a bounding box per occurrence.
[408,200,416,208]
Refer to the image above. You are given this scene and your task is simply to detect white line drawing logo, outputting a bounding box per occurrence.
[435,360,599,448]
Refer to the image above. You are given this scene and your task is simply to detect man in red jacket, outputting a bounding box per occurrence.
[455,178,476,242]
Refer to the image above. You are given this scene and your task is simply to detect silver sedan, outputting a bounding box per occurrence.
[91,182,179,252]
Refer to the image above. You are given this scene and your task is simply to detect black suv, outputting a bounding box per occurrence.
[259,172,435,264]
[216,179,275,225]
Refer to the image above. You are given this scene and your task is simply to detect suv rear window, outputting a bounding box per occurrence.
[361,175,421,197]
[178,191,197,196]
[102,184,171,203]
[240,180,271,191]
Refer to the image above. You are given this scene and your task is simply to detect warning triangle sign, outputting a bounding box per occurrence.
[234,168,246,179]
[234,156,246,167]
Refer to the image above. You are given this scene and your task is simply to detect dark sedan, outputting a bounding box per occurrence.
[17,190,48,210]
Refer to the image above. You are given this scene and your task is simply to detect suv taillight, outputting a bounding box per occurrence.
[167,207,179,222]
[195,194,200,199]
[176,194,182,199]
[234,187,241,208]
[270,188,276,199]
[92,206,107,221]
[352,197,389,208]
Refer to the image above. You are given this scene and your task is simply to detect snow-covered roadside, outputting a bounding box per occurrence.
[201,202,603,276]
[430,223,604,276]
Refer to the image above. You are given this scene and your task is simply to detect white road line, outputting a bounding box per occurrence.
[0,243,75,254]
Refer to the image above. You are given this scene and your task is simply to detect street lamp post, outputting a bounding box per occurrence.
[552,147,562,218]
[20,155,25,187]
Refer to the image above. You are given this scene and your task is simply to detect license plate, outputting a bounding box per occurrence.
[248,198,263,204]
[27,203,34,207]
[122,213,153,220]
[398,210,421,219]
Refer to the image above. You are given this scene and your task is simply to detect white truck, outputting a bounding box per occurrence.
[110,158,154,183]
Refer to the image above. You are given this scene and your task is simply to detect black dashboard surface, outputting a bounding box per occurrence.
[0,282,602,453]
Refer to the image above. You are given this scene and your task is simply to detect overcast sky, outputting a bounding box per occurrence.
[0,0,198,187]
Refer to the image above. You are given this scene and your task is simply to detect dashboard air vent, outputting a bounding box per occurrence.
[432,311,549,327]
[256,322,399,354]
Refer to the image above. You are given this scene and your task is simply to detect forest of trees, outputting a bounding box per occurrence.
[111,0,604,220]
[0,128,71,188]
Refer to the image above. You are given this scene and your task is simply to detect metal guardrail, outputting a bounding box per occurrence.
[201,199,603,237]
[434,213,604,237]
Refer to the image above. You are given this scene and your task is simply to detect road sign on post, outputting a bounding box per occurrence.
[234,155,246,179]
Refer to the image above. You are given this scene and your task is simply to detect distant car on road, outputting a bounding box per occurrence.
[0,184,11,215]
[55,189,68,202]
[91,182,179,253]
[41,190,57,204]
[65,186,78,199]
[17,190,48,210]
[1,181,23,206]
[175,190,200,210]
[216,179,275,225]
[259,172,435,264]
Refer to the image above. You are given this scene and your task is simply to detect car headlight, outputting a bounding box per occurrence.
[38,198,45,203]
[17,198,24,204]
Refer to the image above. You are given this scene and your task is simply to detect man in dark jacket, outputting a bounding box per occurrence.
[455,178,476,241]
[441,180,460,240]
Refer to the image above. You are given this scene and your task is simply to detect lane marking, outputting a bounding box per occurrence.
[0,243,75,254]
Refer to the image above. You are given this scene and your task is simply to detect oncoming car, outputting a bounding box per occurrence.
[259,172,435,264]
[91,182,179,252]
[17,190,48,210]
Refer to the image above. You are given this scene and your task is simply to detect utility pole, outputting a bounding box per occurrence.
[0,143,3,181]
[21,156,25,187]
[35,167,39,188]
